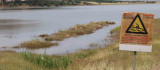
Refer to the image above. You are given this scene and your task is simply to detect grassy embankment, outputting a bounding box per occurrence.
[67,18,160,70]
[0,18,159,70]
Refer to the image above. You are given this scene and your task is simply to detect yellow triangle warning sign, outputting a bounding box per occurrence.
[126,14,148,34]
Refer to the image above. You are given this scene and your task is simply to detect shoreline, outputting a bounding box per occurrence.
[18,21,115,49]
[0,2,157,10]
[0,6,56,10]
[0,18,160,69]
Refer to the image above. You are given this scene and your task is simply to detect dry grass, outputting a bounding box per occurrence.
[66,18,160,70]
[20,39,58,49]
[0,52,48,70]
[43,21,115,41]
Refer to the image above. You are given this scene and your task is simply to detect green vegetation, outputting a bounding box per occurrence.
[110,26,120,43]
[89,43,99,48]
[23,52,72,69]
[0,52,47,70]
[110,26,120,34]
[0,0,157,7]
[44,21,115,41]
[74,49,97,59]
[1,0,86,7]
[4,0,52,7]
[20,39,58,49]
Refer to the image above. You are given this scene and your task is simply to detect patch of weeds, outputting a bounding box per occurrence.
[75,49,97,59]
[89,43,99,48]
[75,52,88,59]
[110,26,121,34]
[23,52,72,69]
[21,39,58,49]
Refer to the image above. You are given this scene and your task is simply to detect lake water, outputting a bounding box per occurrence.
[0,4,160,55]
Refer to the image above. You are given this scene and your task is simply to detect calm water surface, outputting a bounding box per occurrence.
[0,4,160,55]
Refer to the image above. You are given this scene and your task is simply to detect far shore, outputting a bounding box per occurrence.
[0,6,56,10]
[0,2,157,10]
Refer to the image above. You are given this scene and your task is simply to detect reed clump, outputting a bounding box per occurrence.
[21,39,58,49]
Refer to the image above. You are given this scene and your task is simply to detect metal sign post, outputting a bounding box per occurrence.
[133,51,137,70]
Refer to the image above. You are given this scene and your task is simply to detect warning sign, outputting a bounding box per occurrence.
[119,12,154,52]
[126,14,148,34]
